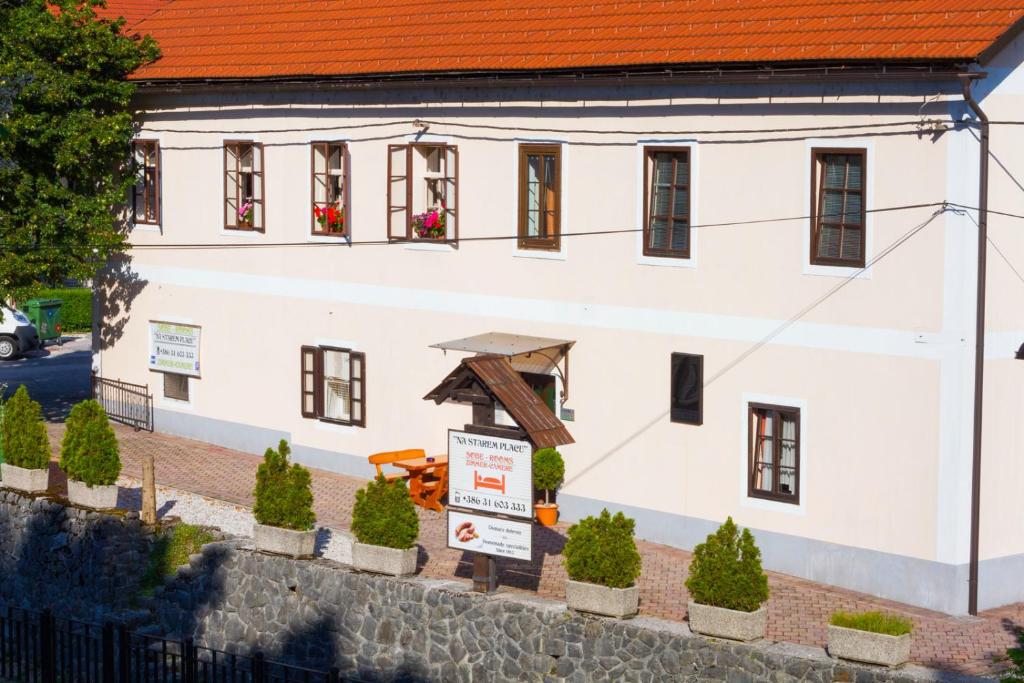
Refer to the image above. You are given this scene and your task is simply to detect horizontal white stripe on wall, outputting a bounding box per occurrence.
[134,263,963,360]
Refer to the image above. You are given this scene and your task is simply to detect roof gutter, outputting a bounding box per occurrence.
[960,74,989,618]
[134,62,984,94]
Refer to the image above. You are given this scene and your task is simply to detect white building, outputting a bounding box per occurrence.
[96,0,1024,615]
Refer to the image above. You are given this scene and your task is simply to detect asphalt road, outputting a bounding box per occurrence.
[0,335,92,421]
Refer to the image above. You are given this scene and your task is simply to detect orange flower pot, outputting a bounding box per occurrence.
[535,504,559,526]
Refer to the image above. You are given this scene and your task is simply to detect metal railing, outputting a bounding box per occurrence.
[91,376,153,432]
[0,607,349,683]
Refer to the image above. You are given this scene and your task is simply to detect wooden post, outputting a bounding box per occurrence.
[472,554,497,594]
[141,453,157,525]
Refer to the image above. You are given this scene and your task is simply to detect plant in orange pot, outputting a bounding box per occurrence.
[533,447,564,526]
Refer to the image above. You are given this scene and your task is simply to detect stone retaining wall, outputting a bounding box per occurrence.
[0,490,987,682]
[0,489,155,620]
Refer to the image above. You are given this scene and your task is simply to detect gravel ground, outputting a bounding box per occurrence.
[116,476,354,564]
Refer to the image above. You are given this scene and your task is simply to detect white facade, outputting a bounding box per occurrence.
[97,55,1024,614]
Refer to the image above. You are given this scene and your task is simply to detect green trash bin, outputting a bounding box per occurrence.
[23,298,63,346]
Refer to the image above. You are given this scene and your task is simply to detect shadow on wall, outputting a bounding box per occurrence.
[95,254,148,352]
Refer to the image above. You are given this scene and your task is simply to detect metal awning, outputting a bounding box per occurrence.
[430,332,573,357]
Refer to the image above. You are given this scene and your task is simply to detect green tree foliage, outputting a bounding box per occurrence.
[563,509,642,589]
[60,399,120,485]
[253,440,316,531]
[685,517,770,612]
[532,447,564,504]
[351,476,419,550]
[1004,629,1024,683]
[0,0,159,304]
[0,385,49,470]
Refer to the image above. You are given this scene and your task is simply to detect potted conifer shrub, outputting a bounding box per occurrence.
[350,475,419,576]
[827,611,913,667]
[685,517,770,641]
[533,447,564,526]
[252,440,317,558]
[0,386,51,493]
[60,400,121,509]
[563,509,642,618]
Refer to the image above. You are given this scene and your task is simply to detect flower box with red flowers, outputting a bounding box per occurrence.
[314,204,345,234]
[411,209,446,240]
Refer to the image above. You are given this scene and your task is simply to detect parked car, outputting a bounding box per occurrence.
[0,305,40,360]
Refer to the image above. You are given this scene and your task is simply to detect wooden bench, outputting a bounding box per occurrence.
[367,449,423,483]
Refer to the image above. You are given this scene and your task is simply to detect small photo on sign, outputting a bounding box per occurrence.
[447,510,532,561]
[450,516,484,551]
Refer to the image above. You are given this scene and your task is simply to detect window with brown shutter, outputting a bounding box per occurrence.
[517,144,561,251]
[224,141,265,231]
[132,140,160,225]
[811,149,865,267]
[644,147,690,258]
[299,345,365,427]
[748,403,800,504]
[387,143,458,243]
[311,142,348,236]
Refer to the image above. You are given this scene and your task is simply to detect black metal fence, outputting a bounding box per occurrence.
[91,376,154,432]
[0,607,346,683]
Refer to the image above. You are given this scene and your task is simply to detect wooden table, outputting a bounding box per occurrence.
[392,455,448,512]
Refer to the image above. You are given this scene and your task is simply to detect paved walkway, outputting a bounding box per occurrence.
[44,422,1022,678]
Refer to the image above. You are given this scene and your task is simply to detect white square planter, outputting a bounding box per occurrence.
[253,522,317,558]
[66,480,119,509]
[352,542,418,576]
[1,463,49,494]
[827,624,911,667]
[566,580,640,618]
[688,601,767,642]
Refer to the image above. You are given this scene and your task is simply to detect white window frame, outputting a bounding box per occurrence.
[512,138,568,261]
[739,392,808,515]
[634,139,699,270]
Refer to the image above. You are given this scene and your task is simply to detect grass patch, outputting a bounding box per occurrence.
[829,611,913,636]
[139,523,215,596]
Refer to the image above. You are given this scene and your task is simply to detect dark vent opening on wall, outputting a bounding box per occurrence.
[671,353,703,426]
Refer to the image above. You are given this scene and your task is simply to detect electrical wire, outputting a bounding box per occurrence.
[0,202,946,252]
[988,234,1024,290]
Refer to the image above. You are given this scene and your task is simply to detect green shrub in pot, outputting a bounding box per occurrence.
[1,385,50,470]
[60,400,120,486]
[563,508,641,589]
[685,516,769,612]
[253,439,315,531]
[351,475,419,550]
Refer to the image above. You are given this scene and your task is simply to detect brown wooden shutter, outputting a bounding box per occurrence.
[387,144,410,240]
[300,345,319,418]
[349,351,365,427]
[444,145,458,243]
[343,143,351,238]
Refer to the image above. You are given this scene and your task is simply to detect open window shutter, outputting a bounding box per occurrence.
[343,144,352,237]
[300,346,318,418]
[349,352,365,427]
[387,145,409,240]
[444,145,458,242]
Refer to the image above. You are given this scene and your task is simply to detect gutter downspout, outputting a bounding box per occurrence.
[960,75,989,617]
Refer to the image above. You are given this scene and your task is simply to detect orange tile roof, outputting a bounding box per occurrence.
[96,0,171,28]
[130,0,1024,81]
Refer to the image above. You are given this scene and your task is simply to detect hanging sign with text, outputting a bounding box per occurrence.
[448,509,533,561]
[148,321,201,377]
[448,430,533,519]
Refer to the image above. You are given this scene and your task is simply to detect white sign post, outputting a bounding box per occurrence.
[447,429,534,591]
[448,430,532,519]
[148,321,201,377]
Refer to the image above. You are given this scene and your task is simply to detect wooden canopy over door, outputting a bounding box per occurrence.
[424,354,574,449]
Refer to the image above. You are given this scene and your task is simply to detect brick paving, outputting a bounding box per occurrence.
[45,422,1023,678]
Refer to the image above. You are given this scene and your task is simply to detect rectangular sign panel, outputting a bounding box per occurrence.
[148,321,201,377]
[448,430,532,519]
[447,510,532,561]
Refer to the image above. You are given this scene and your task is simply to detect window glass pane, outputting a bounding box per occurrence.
[844,193,862,224]
[823,156,846,188]
[822,190,844,220]
[672,188,689,219]
[673,157,689,184]
[817,225,841,258]
[649,218,668,250]
[670,221,689,251]
[778,413,798,496]
[670,353,702,424]
[163,374,188,401]
[653,153,674,185]
[527,155,541,237]
[846,156,863,189]
[841,227,863,260]
[323,350,351,422]
[652,184,670,216]
[752,409,774,492]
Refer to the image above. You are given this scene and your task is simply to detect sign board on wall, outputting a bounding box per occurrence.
[448,510,533,561]
[448,429,532,519]
[148,321,201,377]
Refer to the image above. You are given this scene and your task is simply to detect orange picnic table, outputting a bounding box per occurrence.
[392,455,448,512]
